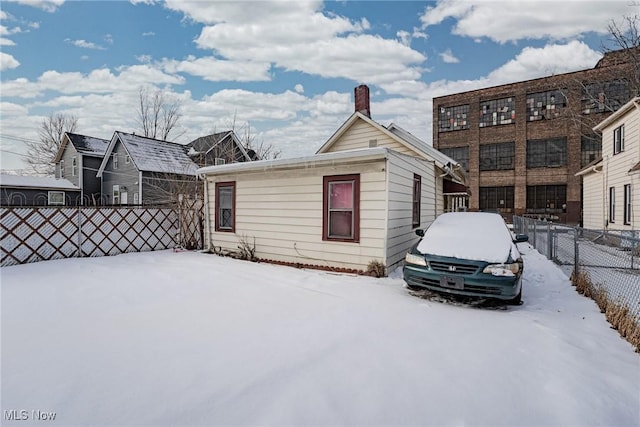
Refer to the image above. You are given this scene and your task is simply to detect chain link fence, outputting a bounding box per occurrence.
[513,216,640,323]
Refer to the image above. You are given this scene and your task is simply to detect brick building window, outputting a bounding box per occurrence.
[581,135,602,167]
[582,80,630,114]
[440,146,469,172]
[438,104,469,132]
[526,185,566,214]
[479,142,514,171]
[526,90,567,121]
[526,137,567,168]
[613,124,625,155]
[480,186,514,213]
[479,97,516,127]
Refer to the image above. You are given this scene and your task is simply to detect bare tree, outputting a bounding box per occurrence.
[240,123,281,160]
[604,14,640,97]
[24,112,78,175]
[136,86,184,141]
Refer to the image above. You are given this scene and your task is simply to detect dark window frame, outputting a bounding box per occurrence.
[215,181,236,232]
[581,135,602,167]
[609,186,616,223]
[614,125,625,155]
[438,104,469,133]
[526,89,567,121]
[526,137,567,168]
[582,80,630,114]
[480,186,514,213]
[526,185,567,214]
[479,142,515,171]
[323,174,360,243]
[440,146,469,172]
[479,97,516,128]
[412,174,421,228]
[624,184,631,225]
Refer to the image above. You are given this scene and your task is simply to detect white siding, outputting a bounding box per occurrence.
[206,161,387,271]
[582,171,605,230]
[600,105,639,231]
[326,119,416,156]
[385,151,437,270]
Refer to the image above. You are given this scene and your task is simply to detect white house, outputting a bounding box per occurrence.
[197,86,467,274]
[577,96,639,230]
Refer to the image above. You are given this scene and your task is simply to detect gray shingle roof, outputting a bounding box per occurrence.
[66,132,109,156]
[116,132,198,175]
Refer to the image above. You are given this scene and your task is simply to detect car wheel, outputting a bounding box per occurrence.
[508,288,522,305]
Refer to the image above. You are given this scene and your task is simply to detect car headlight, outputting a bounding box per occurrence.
[405,253,427,267]
[483,263,519,276]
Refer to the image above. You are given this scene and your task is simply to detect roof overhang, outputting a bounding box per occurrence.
[593,96,640,132]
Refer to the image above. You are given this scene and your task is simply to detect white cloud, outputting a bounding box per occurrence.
[439,48,459,64]
[0,52,20,70]
[1,38,16,46]
[420,0,633,43]
[65,38,106,50]
[13,0,65,13]
[294,84,304,94]
[142,31,155,37]
[160,56,272,82]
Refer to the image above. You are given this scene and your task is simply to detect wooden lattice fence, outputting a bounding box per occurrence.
[0,205,203,267]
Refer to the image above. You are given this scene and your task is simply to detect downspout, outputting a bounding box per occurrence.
[78,155,84,205]
[202,173,212,252]
[138,171,143,204]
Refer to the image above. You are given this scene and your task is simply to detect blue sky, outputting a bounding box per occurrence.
[1,0,636,171]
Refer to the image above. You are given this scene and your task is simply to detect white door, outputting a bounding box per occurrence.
[121,191,128,205]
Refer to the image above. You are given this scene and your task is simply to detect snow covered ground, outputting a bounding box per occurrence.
[2,244,639,427]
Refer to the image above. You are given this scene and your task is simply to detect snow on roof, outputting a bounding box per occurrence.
[0,174,80,190]
[67,132,109,156]
[116,132,198,175]
[417,212,519,264]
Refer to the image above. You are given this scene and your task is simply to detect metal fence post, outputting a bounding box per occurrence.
[573,228,579,276]
[547,222,552,260]
[76,206,82,258]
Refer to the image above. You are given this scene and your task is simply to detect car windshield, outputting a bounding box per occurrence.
[416,212,518,263]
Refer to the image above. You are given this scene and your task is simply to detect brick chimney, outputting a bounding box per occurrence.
[354,84,370,118]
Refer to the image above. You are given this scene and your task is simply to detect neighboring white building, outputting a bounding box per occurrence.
[197,86,467,274]
[578,96,640,231]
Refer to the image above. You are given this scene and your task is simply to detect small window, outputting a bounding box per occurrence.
[125,154,131,165]
[412,174,421,228]
[613,125,625,155]
[133,192,139,205]
[215,182,235,232]
[71,157,77,177]
[609,187,615,223]
[323,174,360,242]
[59,159,65,178]
[624,184,631,225]
[113,184,120,205]
[215,158,226,166]
[113,153,119,170]
[48,191,65,206]
[369,139,377,148]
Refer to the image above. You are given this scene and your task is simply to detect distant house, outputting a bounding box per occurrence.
[0,174,81,206]
[186,131,257,167]
[97,132,199,205]
[578,96,639,230]
[197,85,466,274]
[53,132,109,205]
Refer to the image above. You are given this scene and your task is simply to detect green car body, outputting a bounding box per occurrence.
[403,212,529,304]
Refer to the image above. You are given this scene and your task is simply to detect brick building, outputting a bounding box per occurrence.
[433,47,638,224]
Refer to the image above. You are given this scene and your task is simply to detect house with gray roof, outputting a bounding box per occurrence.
[53,132,109,205]
[1,174,81,206]
[97,132,199,205]
[186,130,258,167]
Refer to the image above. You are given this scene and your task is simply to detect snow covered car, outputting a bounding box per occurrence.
[403,212,529,304]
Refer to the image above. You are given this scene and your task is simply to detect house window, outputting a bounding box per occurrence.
[480,186,514,213]
[438,104,469,132]
[479,97,516,128]
[582,80,630,114]
[624,184,631,225]
[526,185,566,214]
[440,146,469,172]
[113,184,120,205]
[113,153,118,170]
[412,174,421,228]
[609,187,616,223]
[526,90,566,121]
[613,125,625,155]
[214,158,226,166]
[323,174,360,242]
[215,182,235,232]
[527,137,567,168]
[48,191,65,206]
[59,159,65,178]
[133,192,139,205]
[479,142,514,171]
[125,154,131,164]
[71,157,77,177]
[581,135,602,167]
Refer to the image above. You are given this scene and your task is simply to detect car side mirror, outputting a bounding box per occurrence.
[415,229,425,237]
[513,234,529,243]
